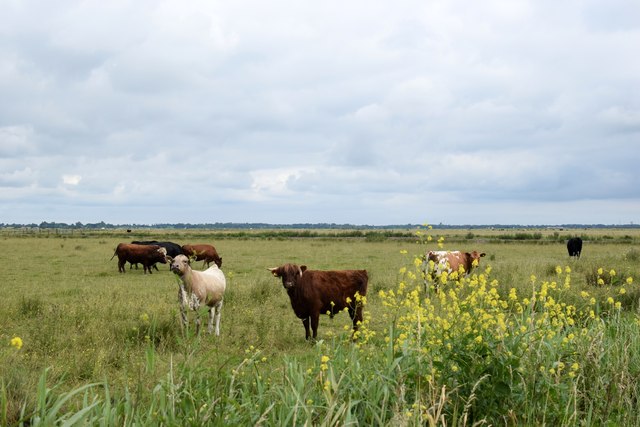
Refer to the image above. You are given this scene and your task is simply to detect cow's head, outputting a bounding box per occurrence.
[467,251,486,268]
[269,264,307,289]
[169,254,191,276]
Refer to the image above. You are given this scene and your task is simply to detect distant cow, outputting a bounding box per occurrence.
[425,250,486,282]
[567,237,583,259]
[182,244,222,268]
[111,243,167,274]
[269,264,368,340]
[169,254,226,335]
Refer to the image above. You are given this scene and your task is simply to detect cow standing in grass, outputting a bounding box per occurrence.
[269,264,368,341]
[111,243,167,274]
[426,250,486,277]
[567,237,583,259]
[424,250,486,292]
[169,254,226,335]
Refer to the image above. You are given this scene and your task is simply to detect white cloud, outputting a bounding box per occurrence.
[62,174,81,185]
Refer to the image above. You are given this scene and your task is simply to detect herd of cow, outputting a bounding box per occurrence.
[110,237,584,340]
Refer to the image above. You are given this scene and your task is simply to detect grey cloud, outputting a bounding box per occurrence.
[0,0,638,225]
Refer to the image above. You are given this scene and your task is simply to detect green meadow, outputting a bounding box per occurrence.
[1,227,639,425]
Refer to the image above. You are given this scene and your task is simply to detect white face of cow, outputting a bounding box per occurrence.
[170,254,190,276]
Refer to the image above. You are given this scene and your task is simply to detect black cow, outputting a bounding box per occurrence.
[567,237,583,259]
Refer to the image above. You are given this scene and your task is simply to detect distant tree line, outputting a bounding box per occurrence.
[0,221,638,230]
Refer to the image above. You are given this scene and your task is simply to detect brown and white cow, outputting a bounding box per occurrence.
[169,254,226,335]
[269,264,368,340]
[426,250,486,277]
[111,243,167,274]
[181,244,222,268]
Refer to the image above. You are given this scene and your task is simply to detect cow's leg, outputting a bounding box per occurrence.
[207,306,214,334]
[302,317,311,340]
[310,312,320,340]
[178,285,188,329]
[118,259,126,273]
[353,305,363,332]
[195,313,201,335]
[211,301,222,336]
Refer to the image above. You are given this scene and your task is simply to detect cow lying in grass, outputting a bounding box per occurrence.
[269,264,368,341]
[169,254,226,335]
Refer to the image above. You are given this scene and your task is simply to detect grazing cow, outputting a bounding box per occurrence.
[169,254,226,335]
[269,264,368,340]
[182,244,222,268]
[111,243,167,274]
[425,250,486,279]
[567,237,583,259]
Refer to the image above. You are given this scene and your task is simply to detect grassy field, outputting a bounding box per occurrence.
[1,227,639,425]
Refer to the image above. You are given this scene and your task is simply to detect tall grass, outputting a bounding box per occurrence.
[1,230,639,425]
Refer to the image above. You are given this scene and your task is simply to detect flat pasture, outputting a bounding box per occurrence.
[1,227,639,425]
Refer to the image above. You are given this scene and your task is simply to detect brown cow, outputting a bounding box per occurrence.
[426,250,486,277]
[181,244,222,268]
[111,243,167,274]
[269,264,368,340]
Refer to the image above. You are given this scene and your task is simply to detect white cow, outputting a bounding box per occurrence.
[168,254,226,335]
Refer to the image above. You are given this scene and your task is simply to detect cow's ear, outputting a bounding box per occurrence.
[268,267,280,277]
[166,256,174,263]
[300,265,307,274]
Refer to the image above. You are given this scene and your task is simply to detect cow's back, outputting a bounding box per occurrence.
[300,269,368,306]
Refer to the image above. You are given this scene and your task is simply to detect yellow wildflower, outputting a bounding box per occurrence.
[11,336,23,350]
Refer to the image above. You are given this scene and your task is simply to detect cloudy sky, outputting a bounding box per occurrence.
[1,0,638,226]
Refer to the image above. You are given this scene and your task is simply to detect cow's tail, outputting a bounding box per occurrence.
[110,248,117,260]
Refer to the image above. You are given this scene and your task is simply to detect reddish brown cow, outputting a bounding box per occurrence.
[426,250,486,276]
[269,264,368,340]
[181,244,222,268]
[111,243,167,274]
